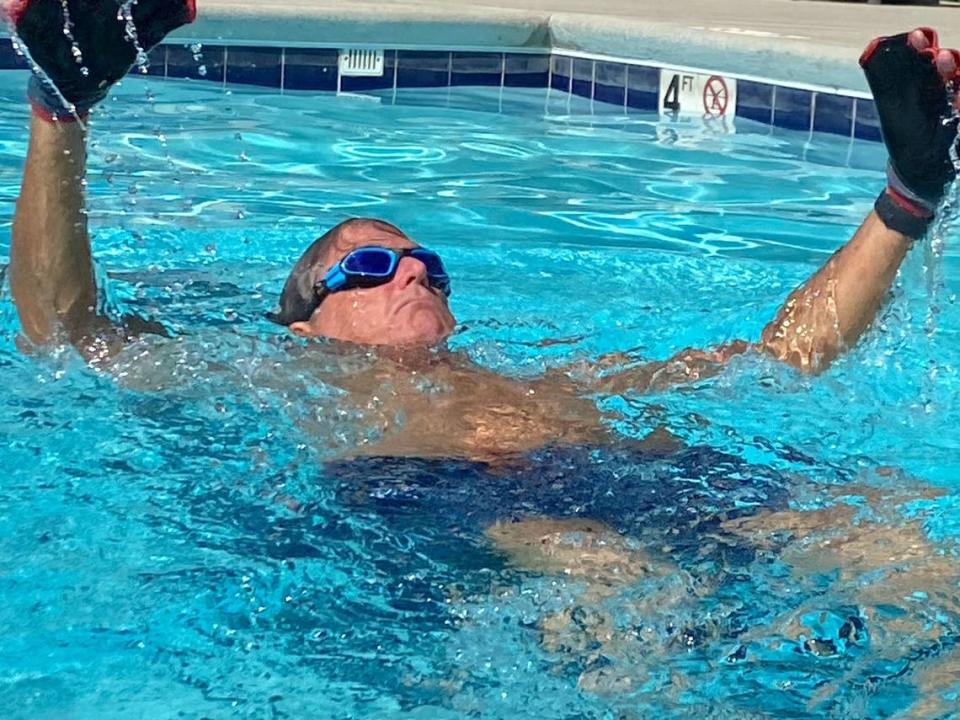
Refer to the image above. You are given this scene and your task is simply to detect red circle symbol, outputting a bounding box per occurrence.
[703,76,729,117]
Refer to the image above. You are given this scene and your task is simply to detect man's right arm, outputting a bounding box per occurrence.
[10,114,113,355]
[6,0,196,359]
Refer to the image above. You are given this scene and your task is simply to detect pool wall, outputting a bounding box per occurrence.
[6,0,940,144]
[0,36,883,145]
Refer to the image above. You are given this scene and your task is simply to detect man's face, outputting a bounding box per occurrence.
[288,225,456,347]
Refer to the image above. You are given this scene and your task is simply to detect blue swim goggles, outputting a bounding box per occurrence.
[315,246,452,304]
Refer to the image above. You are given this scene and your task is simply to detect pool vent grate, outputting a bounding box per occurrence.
[339,49,385,77]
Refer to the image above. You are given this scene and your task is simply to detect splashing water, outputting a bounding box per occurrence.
[58,0,89,77]
[917,102,960,411]
[190,42,207,78]
[118,0,150,73]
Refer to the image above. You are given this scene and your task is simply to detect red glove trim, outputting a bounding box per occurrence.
[860,27,939,67]
[6,0,30,25]
[859,36,885,67]
[29,101,87,124]
[886,186,934,219]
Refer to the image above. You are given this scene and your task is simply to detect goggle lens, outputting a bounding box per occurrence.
[410,249,447,278]
[342,248,396,276]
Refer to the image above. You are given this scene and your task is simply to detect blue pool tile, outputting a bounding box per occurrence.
[504,54,549,88]
[143,45,166,77]
[812,92,854,136]
[284,48,338,91]
[452,52,502,86]
[572,58,593,99]
[167,43,224,83]
[397,51,449,88]
[0,37,28,70]
[551,55,572,92]
[735,79,773,125]
[626,65,658,111]
[773,87,813,131]
[854,98,883,142]
[446,86,504,114]
[225,47,282,88]
[341,51,396,92]
[594,61,626,108]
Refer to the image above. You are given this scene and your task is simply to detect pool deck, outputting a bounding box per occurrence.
[181,0,960,91]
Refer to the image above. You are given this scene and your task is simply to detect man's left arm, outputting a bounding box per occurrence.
[577,28,958,388]
[763,29,957,372]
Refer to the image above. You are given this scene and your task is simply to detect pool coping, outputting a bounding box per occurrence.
[147,0,960,93]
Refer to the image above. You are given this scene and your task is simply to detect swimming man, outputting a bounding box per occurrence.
[6,1,959,466]
[8,3,960,705]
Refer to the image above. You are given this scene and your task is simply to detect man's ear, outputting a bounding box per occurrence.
[288,321,315,338]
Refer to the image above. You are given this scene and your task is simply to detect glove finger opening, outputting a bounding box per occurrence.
[908,27,938,53]
[936,49,960,83]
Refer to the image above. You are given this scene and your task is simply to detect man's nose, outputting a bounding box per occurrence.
[395,256,429,288]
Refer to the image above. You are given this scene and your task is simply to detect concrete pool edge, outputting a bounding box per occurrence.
[176,9,866,91]
[151,0,960,94]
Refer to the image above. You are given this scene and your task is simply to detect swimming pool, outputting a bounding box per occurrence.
[2,68,960,719]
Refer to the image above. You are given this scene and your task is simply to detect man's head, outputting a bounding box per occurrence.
[271,218,456,347]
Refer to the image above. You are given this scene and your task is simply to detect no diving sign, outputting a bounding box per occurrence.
[658,70,738,118]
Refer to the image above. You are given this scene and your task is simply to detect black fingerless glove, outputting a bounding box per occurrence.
[860,28,959,239]
[8,0,196,121]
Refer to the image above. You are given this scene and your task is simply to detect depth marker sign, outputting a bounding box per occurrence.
[658,70,738,118]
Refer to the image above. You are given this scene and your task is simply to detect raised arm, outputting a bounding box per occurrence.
[582,28,959,392]
[759,211,909,371]
[11,113,105,351]
[5,0,196,357]
[761,28,959,372]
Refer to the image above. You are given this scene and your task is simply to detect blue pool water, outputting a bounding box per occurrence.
[2,71,960,718]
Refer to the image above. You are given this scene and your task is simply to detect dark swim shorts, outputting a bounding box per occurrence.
[326,443,791,570]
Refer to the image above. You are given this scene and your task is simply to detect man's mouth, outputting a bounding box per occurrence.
[394,293,441,316]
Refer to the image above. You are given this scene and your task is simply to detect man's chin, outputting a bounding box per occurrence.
[387,309,454,347]
[389,324,452,348]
